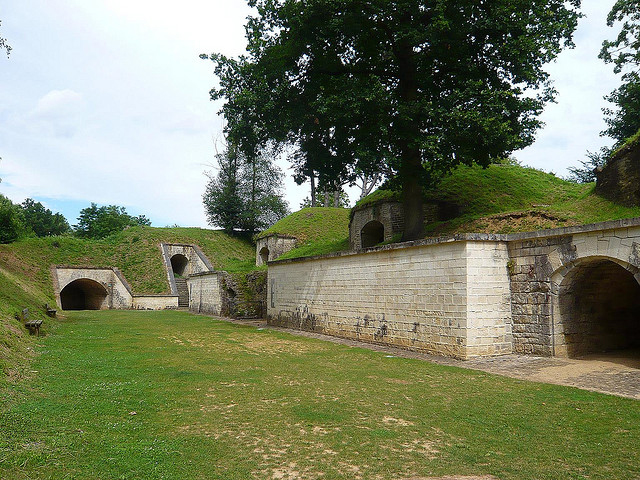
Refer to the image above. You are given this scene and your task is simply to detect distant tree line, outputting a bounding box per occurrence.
[0,194,151,244]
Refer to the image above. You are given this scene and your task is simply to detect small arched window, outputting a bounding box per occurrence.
[361,221,385,248]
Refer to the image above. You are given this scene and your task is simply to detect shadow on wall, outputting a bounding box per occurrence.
[361,220,385,248]
[60,279,108,310]
[558,258,640,357]
[171,254,188,276]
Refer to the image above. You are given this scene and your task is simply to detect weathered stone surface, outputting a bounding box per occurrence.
[268,218,640,359]
[255,235,297,266]
[595,137,640,207]
[349,200,405,250]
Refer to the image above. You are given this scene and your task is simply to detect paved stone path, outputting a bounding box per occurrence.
[227,318,640,400]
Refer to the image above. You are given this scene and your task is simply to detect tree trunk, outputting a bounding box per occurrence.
[310,172,316,207]
[324,190,329,207]
[333,190,339,208]
[397,35,424,241]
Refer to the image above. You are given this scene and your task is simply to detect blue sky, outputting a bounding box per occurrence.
[0,1,625,228]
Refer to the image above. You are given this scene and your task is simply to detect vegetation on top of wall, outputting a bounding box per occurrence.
[256,207,350,259]
[424,163,640,235]
[352,189,402,210]
[611,127,640,157]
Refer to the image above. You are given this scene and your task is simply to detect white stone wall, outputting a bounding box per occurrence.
[267,240,512,359]
[465,242,513,356]
[133,296,178,310]
[188,272,222,315]
[54,267,133,309]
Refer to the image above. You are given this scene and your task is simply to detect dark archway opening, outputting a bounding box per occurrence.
[259,247,269,265]
[171,254,188,277]
[558,259,640,357]
[60,279,108,310]
[361,221,385,249]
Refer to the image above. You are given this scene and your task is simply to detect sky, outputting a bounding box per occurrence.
[0,0,627,228]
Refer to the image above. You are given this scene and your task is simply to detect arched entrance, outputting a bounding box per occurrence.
[259,247,270,265]
[554,258,640,357]
[60,279,109,310]
[361,221,384,249]
[170,254,189,277]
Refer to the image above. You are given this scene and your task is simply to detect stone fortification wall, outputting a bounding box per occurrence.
[163,243,213,277]
[55,267,133,309]
[507,219,640,356]
[267,237,512,359]
[349,201,404,250]
[595,137,640,207]
[256,235,298,266]
[188,272,223,315]
[133,295,179,310]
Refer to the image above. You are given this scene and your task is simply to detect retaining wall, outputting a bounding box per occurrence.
[267,237,512,359]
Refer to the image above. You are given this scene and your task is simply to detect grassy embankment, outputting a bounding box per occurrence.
[256,207,351,260]
[0,227,255,384]
[1,310,639,480]
[269,164,640,261]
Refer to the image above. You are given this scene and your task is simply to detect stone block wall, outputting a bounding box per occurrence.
[595,138,640,207]
[133,295,179,310]
[267,238,512,359]
[54,267,133,309]
[188,272,223,315]
[349,201,404,250]
[506,236,574,355]
[256,235,298,266]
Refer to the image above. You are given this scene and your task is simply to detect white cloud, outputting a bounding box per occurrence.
[20,89,87,138]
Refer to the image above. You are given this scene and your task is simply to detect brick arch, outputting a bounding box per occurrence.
[550,256,640,357]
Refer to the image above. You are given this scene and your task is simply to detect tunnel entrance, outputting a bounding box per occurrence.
[361,221,385,249]
[557,259,640,357]
[259,247,269,265]
[60,279,109,310]
[171,254,189,277]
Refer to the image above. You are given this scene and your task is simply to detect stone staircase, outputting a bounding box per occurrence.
[174,277,189,308]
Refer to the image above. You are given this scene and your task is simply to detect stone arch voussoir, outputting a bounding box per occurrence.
[550,255,640,357]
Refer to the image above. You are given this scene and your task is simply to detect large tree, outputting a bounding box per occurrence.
[203,146,289,233]
[600,0,640,145]
[204,0,581,240]
[0,20,11,58]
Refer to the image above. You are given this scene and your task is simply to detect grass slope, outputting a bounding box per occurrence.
[256,207,351,259]
[1,310,639,480]
[0,226,255,297]
[0,227,255,383]
[425,164,640,234]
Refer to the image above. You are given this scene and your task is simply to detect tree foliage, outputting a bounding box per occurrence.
[600,0,640,146]
[74,203,151,239]
[203,0,581,240]
[0,20,11,58]
[203,146,289,234]
[0,195,27,244]
[566,149,608,183]
[21,198,71,237]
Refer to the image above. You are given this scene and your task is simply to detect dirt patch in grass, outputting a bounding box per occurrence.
[455,210,577,235]
[403,477,499,480]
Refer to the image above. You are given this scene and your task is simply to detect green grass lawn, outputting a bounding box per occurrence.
[1,310,639,480]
